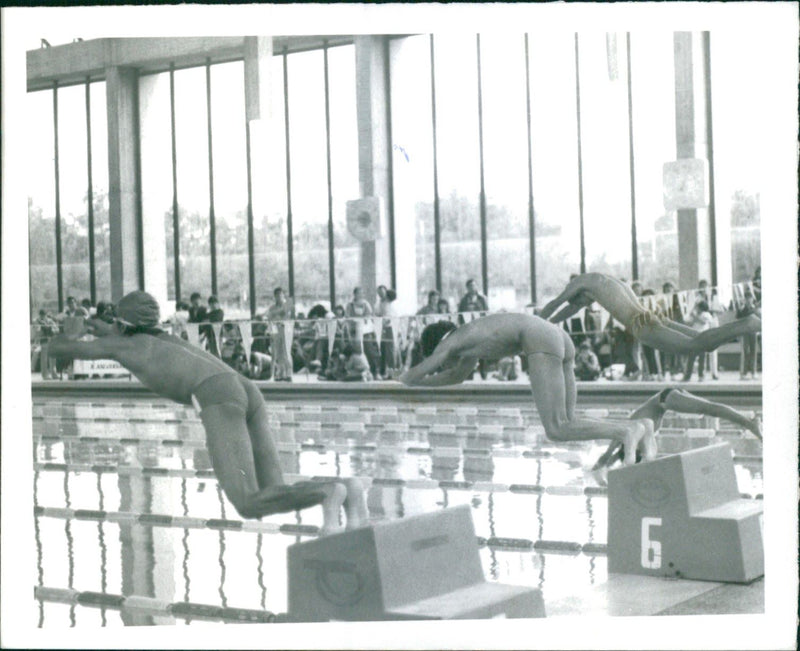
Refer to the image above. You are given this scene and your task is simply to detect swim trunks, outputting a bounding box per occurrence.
[191,373,264,421]
[629,310,665,338]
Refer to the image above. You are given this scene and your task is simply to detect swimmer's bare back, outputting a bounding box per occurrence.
[436,313,567,361]
[49,328,235,406]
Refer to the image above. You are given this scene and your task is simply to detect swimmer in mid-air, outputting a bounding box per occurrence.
[399,313,657,465]
[590,387,762,483]
[48,291,367,534]
[538,273,761,354]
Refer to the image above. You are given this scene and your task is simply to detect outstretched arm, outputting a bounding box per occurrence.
[546,293,593,324]
[48,331,122,361]
[399,347,477,387]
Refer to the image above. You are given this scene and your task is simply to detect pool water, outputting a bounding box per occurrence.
[31,397,763,626]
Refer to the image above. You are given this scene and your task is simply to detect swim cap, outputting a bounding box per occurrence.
[116,291,161,328]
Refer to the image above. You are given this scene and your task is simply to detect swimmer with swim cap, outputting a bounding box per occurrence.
[400,313,656,466]
[48,290,368,533]
[538,273,761,354]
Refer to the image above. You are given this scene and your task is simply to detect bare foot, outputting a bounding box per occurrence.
[318,482,347,536]
[341,477,369,530]
[638,418,657,461]
[622,421,646,465]
[748,416,762,440]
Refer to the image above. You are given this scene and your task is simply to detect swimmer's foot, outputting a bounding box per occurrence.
[341,477,369,530]
[622,419,656,465]
[318,482,347,536]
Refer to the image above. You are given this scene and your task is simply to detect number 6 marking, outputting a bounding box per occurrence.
[641,517,662,569]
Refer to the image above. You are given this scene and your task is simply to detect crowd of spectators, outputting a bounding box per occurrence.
[30,268,761,385]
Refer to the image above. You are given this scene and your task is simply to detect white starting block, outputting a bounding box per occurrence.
[608,443,763,583]
[287,505,545,621]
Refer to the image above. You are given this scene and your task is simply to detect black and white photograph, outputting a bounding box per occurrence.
[2,3,797,649]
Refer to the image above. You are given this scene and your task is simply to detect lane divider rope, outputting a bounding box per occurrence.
[32,506,610,554]
[34,586,281,623]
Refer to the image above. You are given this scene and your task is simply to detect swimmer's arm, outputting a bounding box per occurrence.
[399,351,477,387]
[47,334,122,361]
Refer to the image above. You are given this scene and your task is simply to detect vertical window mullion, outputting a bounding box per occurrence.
[85,78,96,304]
[702,31,718,286]
[53,82,64,312]
[476,34,488,297]
[245,118,256,318]
[626,33,639,281]
[430,35,442,293]
[383,37,397,290]
[323,43,335,307]
[283,49,295,298]
[169,65,181,302]
[206,61,218,297]
[524,34,537,306]
[574,34,587,274]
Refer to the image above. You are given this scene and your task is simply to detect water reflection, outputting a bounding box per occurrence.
[32,397,764,627]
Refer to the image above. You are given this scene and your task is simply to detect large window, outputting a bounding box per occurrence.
[29,33,764,320]
[138,71,173,303]
[287,50,330,310]
[528,32,582,304]
[480,34,531,309]
[210,62,249,318]
[710,30,764,284]
[389,35,436,310]
[174,67,212,305]
[90,82,111,303]
[629,32,679,291]
[432,34,482,308]
[56,84,91,304]
[251,56,289,312]
[28,90,58,313]
[328,45,361,312]
[577,32,633,281]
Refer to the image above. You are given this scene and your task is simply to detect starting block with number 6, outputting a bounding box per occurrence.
[287,505,545,621]
[608,443,763,583]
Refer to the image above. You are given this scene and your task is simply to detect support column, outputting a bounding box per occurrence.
[106,66,143,303]
[354,36,395,303]
[673,32,714,289]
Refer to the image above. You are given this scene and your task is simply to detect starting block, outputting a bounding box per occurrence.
[287,505,544,621]
[608,443,763,583]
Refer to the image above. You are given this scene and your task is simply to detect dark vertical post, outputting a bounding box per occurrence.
[323,43,336,307]
[85,78,96,304]
[524,34,537,306]
[476,35,489,297]
[245,119,256,317]
[283,49,295,298]
[169,65,181,302]
[53,83,64,312]
[132,76,145,291]
[702,32,718,287]
[383,37,397,290]
[626,33,639,281]
[574,34,587,274]
[430,35,442,293]
[206,60,218,297]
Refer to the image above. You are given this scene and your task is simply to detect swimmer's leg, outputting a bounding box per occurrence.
[200,403,344,524]
[641,316,761,355]
[661,389,762,439]
[526,353,656,465]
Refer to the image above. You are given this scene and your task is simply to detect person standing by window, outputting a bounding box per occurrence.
[267,288,294,382]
